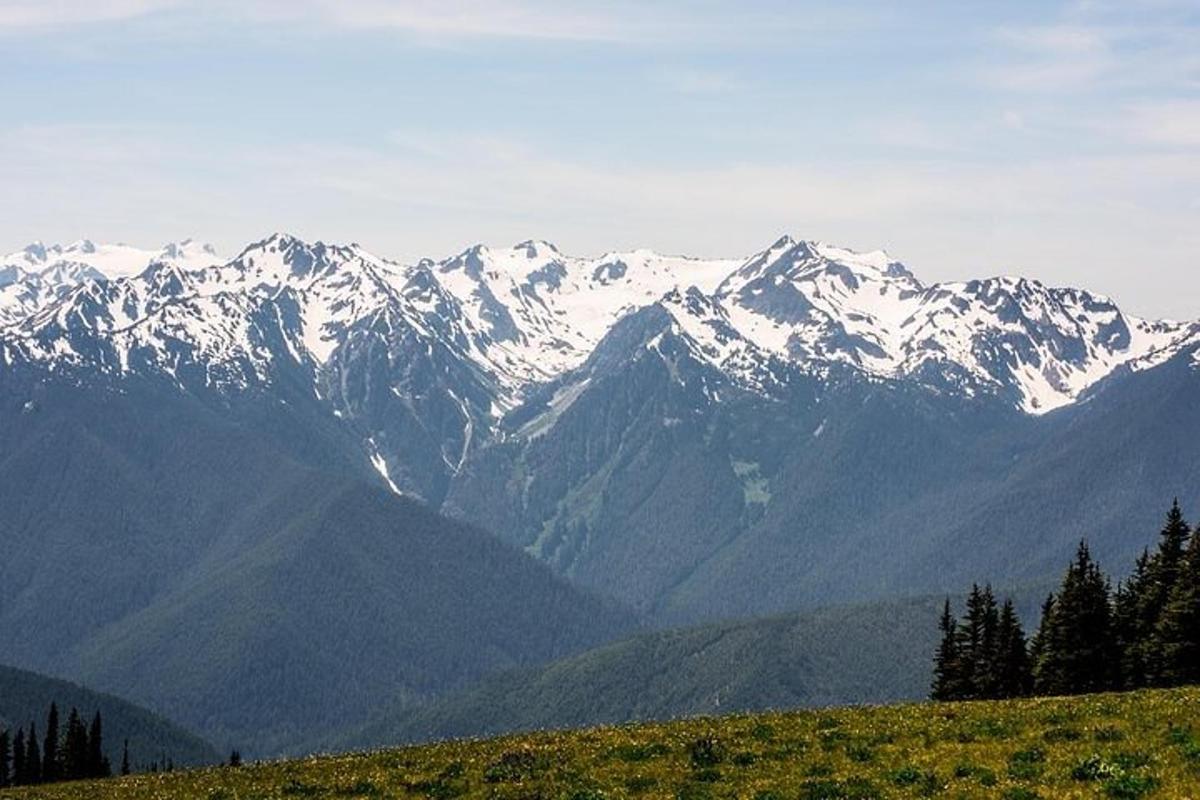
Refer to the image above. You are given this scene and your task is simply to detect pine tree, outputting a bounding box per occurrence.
[88,712,107,778]
[1028,594,1054,673]
[995,598,1032,698]
[931,598,964,700]
[1156,526,1200,685]
[0,728,11,787]
[62,707,87,780]
[41,703,59,783]
[120,739,130,777]
[12,728,26,786]
[1113,550,1151,689]
[1140,500,1191,684]
[228,749,242,768]
[956,584,1001,698]
[1033,541,1116,695]
[26,722,41,784]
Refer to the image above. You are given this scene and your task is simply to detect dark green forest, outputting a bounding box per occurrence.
[933,499,1200,701]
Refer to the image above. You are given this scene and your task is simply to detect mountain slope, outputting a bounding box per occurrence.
[346,596,946,749]
[0,663,219,768]
[0,371,632,755]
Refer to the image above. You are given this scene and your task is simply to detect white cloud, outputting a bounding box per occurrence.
[982,25,1114,91]
[0,0,178,28]
[1124,100,1200,147]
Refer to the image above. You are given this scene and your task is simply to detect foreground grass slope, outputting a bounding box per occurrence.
[11,687,1200,799]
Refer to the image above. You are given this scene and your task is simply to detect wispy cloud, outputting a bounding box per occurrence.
[0,0,179,29]
[982,25,1114,91]
[1122,100,1200,147]
[656,68,743,95]
[5,121,1199,316]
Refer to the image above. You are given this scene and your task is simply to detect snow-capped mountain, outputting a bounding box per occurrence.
[715,236,1192,412]
[1,231,1195,499]
[0,238,224,327]
[2,231,1192,408]
[3,230,1199,626]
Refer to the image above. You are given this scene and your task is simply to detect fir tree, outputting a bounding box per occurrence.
[1155,526,1200,685]
[1140,500,1191,684]
[931,598,964,700]
[88,712,108,778]
[120,740,130,777]
[1033,541,1116,695]
[12,728,26,786]
[41,703,59,783]
[1113,550,1151,689]
[62,707,87,780]
[228,749,242,768]
[12,729,26,786]
[1028,594,1054,673]
[0,728,10,787]
[26,722,41,784]
[996,598,1032,698]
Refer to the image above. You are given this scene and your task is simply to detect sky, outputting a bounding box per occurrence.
[1,0,1198,317]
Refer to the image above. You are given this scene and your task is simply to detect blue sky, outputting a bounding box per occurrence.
[2,0,1198,316]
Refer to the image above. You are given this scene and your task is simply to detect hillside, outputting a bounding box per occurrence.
[345,597,948,749]
[0,664,218,768]
[0,376,633,755]
[11,687,1200,799]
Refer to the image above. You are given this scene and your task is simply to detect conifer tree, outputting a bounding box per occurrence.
[1155,527,1200,685]
[12,728,26,786]
[1033,541,1115,695]
[26,722,41,784]
[996,598,1032,698]
[1028,594,1054,673]
[88,712,108,778]
[120,740,130,777]
[957,584,1001,698]
[0,728,10,787]
[1140,500,1192,683]
[1113,550,1151,689]
[62,707,87,780]
[41,703,59,783]
[931,598,964,700]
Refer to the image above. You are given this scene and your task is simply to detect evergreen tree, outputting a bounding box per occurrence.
[956,584,1001,698]
[1156,526,1200,685]
[228,749,242,768]
[26,722,41,784]
[41,702,59,783]
[88,712,108,778]
[1033,541,1116,695]
[995,598,1032,698]
[1139,500,1191,684]
[1113,550,1151,689]
[120,739,130,776]
[12,729,26,786]
[0,728,10,787]
[1028,594,1054,673]
[931,598,964,700]
[62,707,87,780]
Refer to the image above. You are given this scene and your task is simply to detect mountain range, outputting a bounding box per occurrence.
[1,232,1196,753]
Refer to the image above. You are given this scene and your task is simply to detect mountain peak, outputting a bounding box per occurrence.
[22,241,48,261]
[513,239,561,259]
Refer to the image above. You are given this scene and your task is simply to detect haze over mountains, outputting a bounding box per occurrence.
[1,232,1197,754]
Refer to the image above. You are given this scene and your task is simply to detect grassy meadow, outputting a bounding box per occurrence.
[6,687,1200,800]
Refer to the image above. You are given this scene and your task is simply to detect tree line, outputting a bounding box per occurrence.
[0,701,118,787]
[933,499,1200,701]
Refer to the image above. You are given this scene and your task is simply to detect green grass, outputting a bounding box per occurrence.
[10,687,1200,800]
